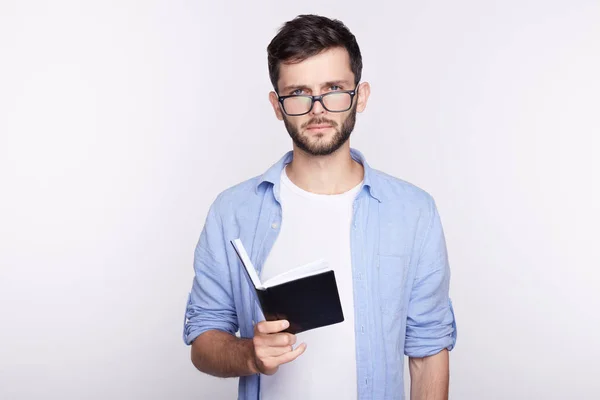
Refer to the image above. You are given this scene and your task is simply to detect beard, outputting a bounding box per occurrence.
[282,105,357,156]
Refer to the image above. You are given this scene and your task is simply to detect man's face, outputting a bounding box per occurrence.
[269,47,370,156]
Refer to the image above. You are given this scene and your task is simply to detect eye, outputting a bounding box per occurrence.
[291,89,305,95]
[329,85,341,91]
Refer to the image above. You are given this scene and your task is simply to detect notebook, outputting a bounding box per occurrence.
[230,238,345,334]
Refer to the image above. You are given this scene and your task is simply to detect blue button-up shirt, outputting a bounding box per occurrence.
[183,148,457,400]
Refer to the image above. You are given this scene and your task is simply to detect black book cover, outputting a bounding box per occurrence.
[231,239,344,334]
[256,270,344,334]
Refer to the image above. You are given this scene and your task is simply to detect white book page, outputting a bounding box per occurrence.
[263,259,330,288]
[231,239,264,290]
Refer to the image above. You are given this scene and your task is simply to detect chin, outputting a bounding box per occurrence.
[305,141,344,156]
[308,137,333,148]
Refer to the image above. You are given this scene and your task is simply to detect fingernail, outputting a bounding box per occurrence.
[282,320,289,328]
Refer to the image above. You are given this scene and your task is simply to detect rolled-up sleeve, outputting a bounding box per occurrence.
[404,196,457,358]
[183,197,238,345]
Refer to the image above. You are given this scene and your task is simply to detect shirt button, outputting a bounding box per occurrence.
[361,325,365,333]
[271,222,279,229]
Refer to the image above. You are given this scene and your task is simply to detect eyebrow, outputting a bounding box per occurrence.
[280,80,354,94]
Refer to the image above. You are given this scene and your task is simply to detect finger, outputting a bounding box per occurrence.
[256,320,289,334]
[257,344,294,358]
[257,332,296,348]
[253,333,296,356]
[268,342,307,367]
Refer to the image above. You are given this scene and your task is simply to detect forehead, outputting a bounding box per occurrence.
[277,47,354,90]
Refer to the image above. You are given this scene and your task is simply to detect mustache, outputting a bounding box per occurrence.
[301,118,338,129]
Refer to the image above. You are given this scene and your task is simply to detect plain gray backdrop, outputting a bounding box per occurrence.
[1,1,599,399]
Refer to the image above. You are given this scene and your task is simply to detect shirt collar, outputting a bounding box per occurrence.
[255,148,383,203]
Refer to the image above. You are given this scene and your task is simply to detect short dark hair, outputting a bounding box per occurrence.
[267,14,363,92]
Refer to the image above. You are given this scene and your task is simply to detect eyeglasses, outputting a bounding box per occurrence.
[277,85,359,116]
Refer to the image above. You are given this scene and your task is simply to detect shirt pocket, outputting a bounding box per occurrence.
[377,254,411,315]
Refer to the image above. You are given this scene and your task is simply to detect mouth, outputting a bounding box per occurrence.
[306,125,333,131]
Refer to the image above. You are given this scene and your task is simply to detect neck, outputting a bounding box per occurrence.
[285,143,364,195]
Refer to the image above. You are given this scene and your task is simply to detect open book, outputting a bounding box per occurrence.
[231,238,344,334]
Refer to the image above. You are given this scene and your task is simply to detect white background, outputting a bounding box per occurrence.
[1,1,599,399]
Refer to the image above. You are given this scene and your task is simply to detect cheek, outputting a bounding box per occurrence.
[333,114,348,127]
[284,115,305,131]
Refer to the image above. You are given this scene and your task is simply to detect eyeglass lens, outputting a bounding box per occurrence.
[283,92,352,115]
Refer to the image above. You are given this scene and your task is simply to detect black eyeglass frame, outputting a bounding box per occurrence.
[277,84,360,116]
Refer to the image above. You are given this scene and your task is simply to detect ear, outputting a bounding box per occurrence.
[269,91,284,121]
[355,82,371,113]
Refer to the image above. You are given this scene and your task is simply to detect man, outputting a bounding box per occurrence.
[183,14,457,400]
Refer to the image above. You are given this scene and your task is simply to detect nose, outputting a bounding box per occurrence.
[310,98,326,116]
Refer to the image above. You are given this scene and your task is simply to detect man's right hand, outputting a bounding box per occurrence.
[251,320,307,375]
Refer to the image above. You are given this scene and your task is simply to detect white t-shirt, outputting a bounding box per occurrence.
[259,167,362,400]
